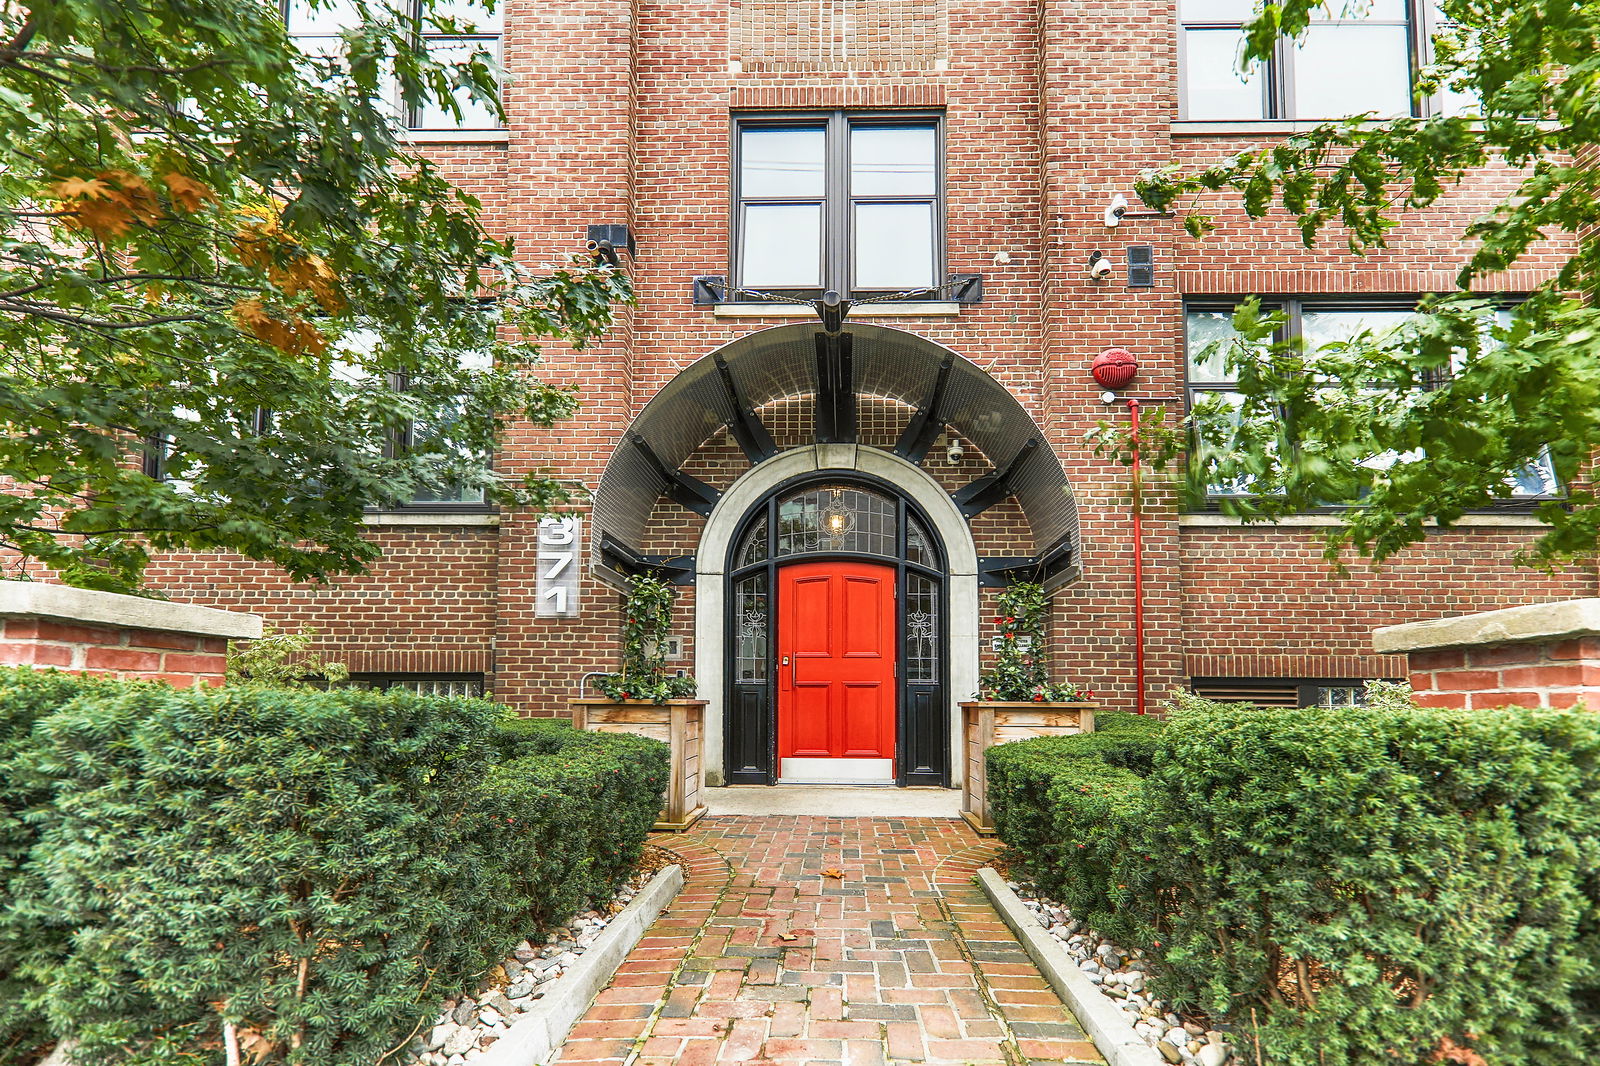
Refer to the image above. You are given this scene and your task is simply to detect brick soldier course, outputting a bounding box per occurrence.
[554,817,1101,1066]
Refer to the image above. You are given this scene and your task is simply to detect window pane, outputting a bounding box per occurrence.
[741,204,823,287]
[1178,0,1258,21]
[1300,308,1413,349]
[850,127,936,197]
[1293,26,1412,118]
[906,572,938,684]
[853,202,935,290]
[1316,0,1408,21]
[741,129,826,198]
[285,0,361,35]
[414,37,501,129]
[1186,309,1244,383]
[1183,29,1267,119]
[735,574,769,682]
[429,0,503,32]
[1508,452,1561,498]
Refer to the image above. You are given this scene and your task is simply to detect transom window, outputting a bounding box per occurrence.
[733,112,943,299]
[1185,299,1561,502]
[282,0,503,131]
[1180,0,1429,120]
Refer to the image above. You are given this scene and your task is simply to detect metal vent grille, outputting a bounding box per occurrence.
[1190,679,1300,707]
[1128,245,1154,288]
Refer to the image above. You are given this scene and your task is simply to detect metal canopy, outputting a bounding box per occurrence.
[590,323,1081,586]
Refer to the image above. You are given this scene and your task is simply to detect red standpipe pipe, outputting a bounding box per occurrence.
[1129,398,1146,714]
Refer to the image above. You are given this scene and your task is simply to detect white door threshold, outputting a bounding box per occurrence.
[705,784,963,818]
[779,757,894,783]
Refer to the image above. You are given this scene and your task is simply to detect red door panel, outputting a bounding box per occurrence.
[778,560,897,762]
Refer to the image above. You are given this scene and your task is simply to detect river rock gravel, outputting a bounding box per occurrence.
[398,848,672,1066]
[1007,878,1237,1066]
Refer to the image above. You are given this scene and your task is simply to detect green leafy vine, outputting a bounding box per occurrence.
[978,582,1092,703]
[590,574,697,704]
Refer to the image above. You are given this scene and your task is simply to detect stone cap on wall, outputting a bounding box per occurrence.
[1374,599,1600,654]
[0,583,263,640]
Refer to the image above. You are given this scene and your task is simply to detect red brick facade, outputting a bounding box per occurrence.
[107,2,1595,778]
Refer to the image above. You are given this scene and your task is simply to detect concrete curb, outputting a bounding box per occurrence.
[479,863,685,1066]
[976,868,1166,1066]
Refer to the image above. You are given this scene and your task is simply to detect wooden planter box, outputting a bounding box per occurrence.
[959,700,1097,836]
[570,698,707,832]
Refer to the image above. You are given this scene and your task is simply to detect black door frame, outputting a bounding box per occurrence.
[723,471,949,787]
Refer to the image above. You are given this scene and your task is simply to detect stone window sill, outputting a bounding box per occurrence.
[403,130,509,145]
[1178,513,1547,529]
[363,512,500,527]
[712,301,961,319]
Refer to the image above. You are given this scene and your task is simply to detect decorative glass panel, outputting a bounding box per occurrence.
[735,573,768,683]
[905,515,935,567]
[775,485,897,558]
[850,127,936,197]
[906,572,938,683]
[737,516,769,568]
[853,202,936,290]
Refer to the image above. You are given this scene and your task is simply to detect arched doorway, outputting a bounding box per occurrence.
[724,475,948,786]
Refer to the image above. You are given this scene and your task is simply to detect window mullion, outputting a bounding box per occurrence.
[829,111,848,294]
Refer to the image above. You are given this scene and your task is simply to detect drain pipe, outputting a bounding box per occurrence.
[1129,397,1146,715]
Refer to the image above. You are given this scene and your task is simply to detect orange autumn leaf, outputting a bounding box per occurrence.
[162,172,216,213]
[232,299,328,356]
[67,197,135,240]
[98,170,163,225]
[821,868,844,879]
[52,176,111,201]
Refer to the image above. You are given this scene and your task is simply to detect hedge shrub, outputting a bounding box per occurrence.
[0,670,107,1065]
[990,688,1600,1066]
[0,671,667,1066]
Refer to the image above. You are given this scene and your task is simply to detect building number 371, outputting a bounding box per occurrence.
[535,516,582,617]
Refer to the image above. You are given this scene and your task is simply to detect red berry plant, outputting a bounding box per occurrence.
[978,581,1091,703]
[591,573,698,704]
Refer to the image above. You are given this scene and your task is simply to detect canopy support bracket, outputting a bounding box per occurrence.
[714,354,777,463]
[894,355,954,464]
[813,330,856,444]
[630,432,720,516]
[953,438,1039,518]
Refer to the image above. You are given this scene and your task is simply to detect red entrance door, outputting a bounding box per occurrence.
[777,560,897,781]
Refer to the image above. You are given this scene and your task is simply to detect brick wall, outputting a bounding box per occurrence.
[12,0,1591,740]
[0,585,261,688]
[1376,599,1600,711]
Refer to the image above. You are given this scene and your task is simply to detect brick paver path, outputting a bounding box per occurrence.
[553,816,1103,1066]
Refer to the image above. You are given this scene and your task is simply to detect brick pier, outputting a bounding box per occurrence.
[553,816,1102,1066]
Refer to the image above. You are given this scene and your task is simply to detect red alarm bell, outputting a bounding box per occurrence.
[1091,347,1138,390]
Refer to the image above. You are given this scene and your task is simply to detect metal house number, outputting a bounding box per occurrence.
[535,516,582,617]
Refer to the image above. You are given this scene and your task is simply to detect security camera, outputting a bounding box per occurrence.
[1088,251,1114,280]
[1104,193,1129,227]
[946,437,965,464]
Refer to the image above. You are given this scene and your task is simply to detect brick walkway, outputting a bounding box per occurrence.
[553,816,1102,1066]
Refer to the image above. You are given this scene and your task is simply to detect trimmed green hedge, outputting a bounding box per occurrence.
[989,688,1600,1066]
[0,670,667,1066]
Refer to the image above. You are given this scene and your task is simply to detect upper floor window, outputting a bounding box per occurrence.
[1179,0,1420,120]
[282,0,503,131]
[1185,299,1561,503]
[732,112,943,299]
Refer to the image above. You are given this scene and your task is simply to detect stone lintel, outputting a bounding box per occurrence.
[1374,599,1600,655]
[0,583,263,640]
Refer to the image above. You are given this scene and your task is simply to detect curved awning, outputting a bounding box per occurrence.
[589,322,1080,587]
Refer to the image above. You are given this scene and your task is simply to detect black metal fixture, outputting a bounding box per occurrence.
[599,534,695,585]
[894,355,954,464]
[628,432,720,516]
[691,275,727,305]
[952,438,1040,518]
[977,536,1075,588]
[585,224,635,267]
[812,327,855,444]
[713,353,778,463]
[1128,245,1154,287]
[691,273,985,309]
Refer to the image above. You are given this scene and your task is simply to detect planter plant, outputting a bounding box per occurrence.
[962,582,1096,834]
[589,574,696,704]
[979,582,1092,704]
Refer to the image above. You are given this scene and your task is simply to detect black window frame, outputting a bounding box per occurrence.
[349,672,487,696]
[728,110,946,302]
[1177,0,1461,121]
[280,0,504,132]
[1182,295,1564,511]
